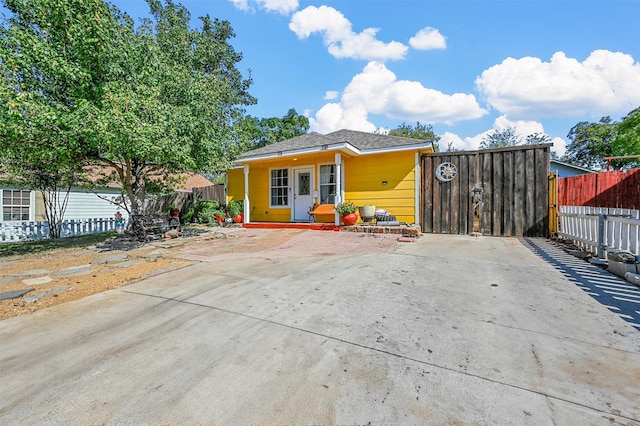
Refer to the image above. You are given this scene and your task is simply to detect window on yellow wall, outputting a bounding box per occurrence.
[270,168,289,206]
[319,164,336,204]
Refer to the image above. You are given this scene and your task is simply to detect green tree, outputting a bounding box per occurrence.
[0,0,120,235]
[525,132,552,145]
[241,108,309,149]
[81,0,256,213]
[0,0,255,216]
[613,107,640,158]
[388,122,440,151]
[562,117,620,170]
[480,126,522,149]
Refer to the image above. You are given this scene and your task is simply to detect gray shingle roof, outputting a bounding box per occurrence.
[239,129,430,159]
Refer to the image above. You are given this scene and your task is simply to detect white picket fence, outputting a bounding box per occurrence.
[558,206,640,257]
[0,218,118,243]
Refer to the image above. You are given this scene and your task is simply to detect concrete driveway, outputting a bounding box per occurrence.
[1,231,639,425]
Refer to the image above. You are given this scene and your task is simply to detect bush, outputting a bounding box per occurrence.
[185,199,225,225]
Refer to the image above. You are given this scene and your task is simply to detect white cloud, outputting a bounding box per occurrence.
[439,132,469,151]
[324,90,339,100]
[550,137,567,158]
[476,50,640,119]
[442,115,567,156]
[229,0,298,14]
[289,6,408,61]
[492,115,567,156]
[308,61,487,133]
[309,103,377,134]
[409,27,446,50]
[229,0,250,11]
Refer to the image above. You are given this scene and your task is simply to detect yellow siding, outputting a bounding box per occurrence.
[344,151,416,223]
[229,150,420,224]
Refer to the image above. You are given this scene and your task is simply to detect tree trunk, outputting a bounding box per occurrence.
[41,187,71,239]
[125,162,148,214]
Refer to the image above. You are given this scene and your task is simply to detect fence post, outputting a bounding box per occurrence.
[598,213,606,259]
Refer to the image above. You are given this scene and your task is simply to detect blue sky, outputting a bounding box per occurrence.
[84,1,640,154]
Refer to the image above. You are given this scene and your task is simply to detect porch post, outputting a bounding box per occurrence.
[335,153,342,226]
[243,165,250,224]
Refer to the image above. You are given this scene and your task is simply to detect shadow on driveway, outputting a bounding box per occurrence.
[522,238,640,331]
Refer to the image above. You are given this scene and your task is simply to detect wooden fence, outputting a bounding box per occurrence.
[558,206,640,257]
[422,144,551,237]
[144,184,226,215]
[0,218,117,242]
[557,169,640,209]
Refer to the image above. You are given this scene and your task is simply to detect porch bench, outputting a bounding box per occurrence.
[308,204,336,223]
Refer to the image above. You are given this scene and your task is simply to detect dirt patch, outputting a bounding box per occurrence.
[1,228,401,321]
[0,244,195,321]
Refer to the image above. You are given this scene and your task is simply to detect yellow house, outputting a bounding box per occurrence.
[227,129,434,226]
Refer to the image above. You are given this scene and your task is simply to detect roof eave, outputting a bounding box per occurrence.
[359,143,433,155]
[236,142,360,164]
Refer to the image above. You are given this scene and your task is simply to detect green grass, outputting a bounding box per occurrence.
[0,232,116,258]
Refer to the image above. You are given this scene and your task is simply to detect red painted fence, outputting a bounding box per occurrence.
[557,169,640,209]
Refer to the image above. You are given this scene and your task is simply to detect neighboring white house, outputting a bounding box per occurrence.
[1,173,214,223]
[0,185,125,223]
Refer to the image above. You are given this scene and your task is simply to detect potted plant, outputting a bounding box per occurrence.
[166,204,179,218]
[336,201,358,226]
[358,204,376,222]
[228,200,244,223]
[215,211,225,225]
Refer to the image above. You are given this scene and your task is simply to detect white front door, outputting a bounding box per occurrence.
[293,167,313,222]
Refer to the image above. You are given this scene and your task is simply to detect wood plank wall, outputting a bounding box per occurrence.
[557,169,640,209]
[422,144,551,237]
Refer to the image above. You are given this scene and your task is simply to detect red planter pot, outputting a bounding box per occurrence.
[341,213,358,226]
[232,213,244,223]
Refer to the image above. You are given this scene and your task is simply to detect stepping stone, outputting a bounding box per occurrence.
[141,252,164,260]
[153,241,184,249]
[0,288,34,301]
[22,276,53,286]
[23,286,72,303]
[0,260,15,267]
[54,265,93,277]
[11,269,52,277]
[0,276,15,285]
[397,236,417,243]
[91,253,129,265]
[108,259,143,268]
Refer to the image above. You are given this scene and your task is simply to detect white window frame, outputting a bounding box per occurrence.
[318,163,337,205]
[269,167,290,208]
[2,189,32,222]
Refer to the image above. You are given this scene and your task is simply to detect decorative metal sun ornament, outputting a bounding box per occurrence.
[435,162,457,182]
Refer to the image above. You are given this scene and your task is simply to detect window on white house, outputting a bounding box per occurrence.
[2,189,30,221]
[270,168,289,206]
[319,164,336,204]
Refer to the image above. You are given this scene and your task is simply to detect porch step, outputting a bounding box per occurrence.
[242,222,339,231]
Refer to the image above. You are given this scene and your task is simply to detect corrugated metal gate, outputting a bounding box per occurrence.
[422,144,551,237]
